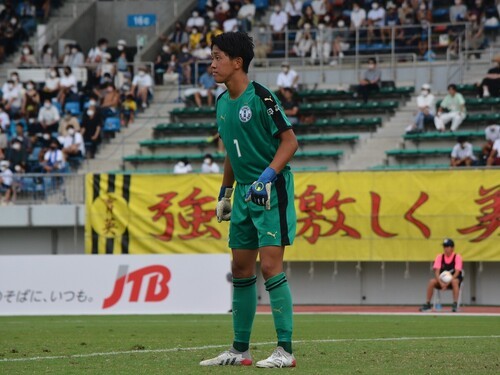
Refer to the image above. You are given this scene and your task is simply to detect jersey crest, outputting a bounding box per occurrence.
[239,106,252,123]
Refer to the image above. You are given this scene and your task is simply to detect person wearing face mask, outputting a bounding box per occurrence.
[66,44,85,68]
[154,43,172,84]
[367,2,385,44]
[466,12,485,59]
[58,110,81,136]
[186,10,206,32]
[100,83,120,118]
[60,124,85,161]
[21,80,40,124]
[350,2,367,30]
[356,58,381,103]
[1,79,22,116]
[277,62,299,98]
[311,21,333,64]
[237,0,256,32]
[42,138,65,173]
[0,160,14,205]
[166,21,189,53]
[406,83,435,133]
[269,4,288,50]
[87,37,109,64]
[5,138,27,174]
[188,27,203,50]
[81,105,102,159]
[254,24,272,64]
[449,0,468,23]
[177,45,194,85]
[15,44,37,68]
[57,66,78,107]
[205,21,223,46]
[130,67,153,109]
[0,104,11,137]
[37,99,60,134]
[173,157,192,174]
[284,0,303,29]
[42,68,60,102]
[40,43,57,67]
[201,153,220,173]
[292,23,316,62]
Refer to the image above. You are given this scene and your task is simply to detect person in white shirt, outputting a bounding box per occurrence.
[0,160,14,204]
[87,38,108,64]
[1,79,22,115]
[186,10,205,32]
[406,83,435,133]
[42,138,65,173]
[130,66,153,109]
[451,136,476,167]
[201,154,220,173]
[311,0,328,18]
[37,99,61,133]
[238,0,256,32]
[0,104,11,132]
[276,62,299,97]
[367,2,386,43]
[42,68,60,102]
[59,125,85,159]
[293,23,316,62]
[269,4,288,50]
[350,2,367,30]
[173,158,192,174]
[284,0,302,29]
[487,137,500,166]
[57,66,78,106]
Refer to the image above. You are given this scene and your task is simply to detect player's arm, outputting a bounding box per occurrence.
[221,156,235,187]
[216,156,235,223]
[269,129,298,174]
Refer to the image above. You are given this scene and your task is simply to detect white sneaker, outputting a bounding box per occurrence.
[256,346,296,368]
[199,348,253,366]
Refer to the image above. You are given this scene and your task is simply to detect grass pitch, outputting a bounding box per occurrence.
[0,314,499,374]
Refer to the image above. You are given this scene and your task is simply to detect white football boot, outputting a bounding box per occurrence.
[256,346,296,368]
[199,348,253,366]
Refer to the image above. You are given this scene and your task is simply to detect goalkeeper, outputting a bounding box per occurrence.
[200,32,298,368]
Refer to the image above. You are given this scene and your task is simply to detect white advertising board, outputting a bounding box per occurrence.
[0,254,231,315]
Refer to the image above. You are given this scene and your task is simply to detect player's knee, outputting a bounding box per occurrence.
[260,262,281,280]
[231,262,254,279]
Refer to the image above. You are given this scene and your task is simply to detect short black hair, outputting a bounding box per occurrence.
[368,58,376,64]
[448,84,457,91]
[211,32,254,73]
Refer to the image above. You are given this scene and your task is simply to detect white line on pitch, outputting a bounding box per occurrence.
[0,335,499,363]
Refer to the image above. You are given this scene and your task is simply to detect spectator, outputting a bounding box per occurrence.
[191,39,212,60]
[5,138,28,173]
[178,46,194,85]
[57,66,78,107]
[21,80,40,124]
[419,238,463,313]
[87,38,109,64]
[292,23,316,62]
[81,105,102,159]
[269,4,288,50]
[59,43,72,65]
[331,18,351,63]
[434,84,466,132]
[167,22,189,53]
[367,2,386,44]
[350,2,367,31]
[201,153,220,173]
[130,66,153,109]
[254,24,272,63]
[450,0,467,23]
[467,12,485,58]
[186,10,205,32]
[478,124,499,165]
[238,0,256,32]
[96,53,116,85]
[487,135,500,166]
[284,0,303,29]
[297,5,318,29]
[41,67,60,102]
[100,83,120,118]
[40,43,57,67]
[114,39,128,62]
[58,110,81,137]
[311,0,329,19]
[188,27,204,50]
[313,21,333,65]
[15,43,37,67]
[450,136,476,167]
[222,11,239,32]
[42,138,65,173]
[277,61,299,96]
[0,104,11,140]
[406,83,435,133]
[185,66,217,107]
[356,58,381,103]
[37,98,60,134]
[59,124,85,160]
[173,157,192,174]
[477,53,500,98]
[116,49,129,74]
[0,160,13,205]
[205,20,223,46]
[66,44,85,68]
[2,79,23,116]
[398,1,414,25]
[381,2,401,44]
[154,43,172,84]
[280,87,299,125]
[120,94,137,127]
[12,123,31,155]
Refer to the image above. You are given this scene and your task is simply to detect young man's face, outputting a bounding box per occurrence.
[443,245,454,256]
[211,45,236,84]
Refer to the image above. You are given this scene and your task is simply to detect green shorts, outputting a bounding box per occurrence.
[229,171,296,250]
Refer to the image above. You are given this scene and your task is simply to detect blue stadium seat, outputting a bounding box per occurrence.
[103,117,121,133]
[64,101,81,116]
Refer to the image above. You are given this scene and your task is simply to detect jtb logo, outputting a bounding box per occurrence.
[103,265,171,309]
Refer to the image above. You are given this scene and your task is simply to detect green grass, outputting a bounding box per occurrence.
[0,314,499,374]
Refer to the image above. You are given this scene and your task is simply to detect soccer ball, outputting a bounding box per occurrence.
[439,271,453,284]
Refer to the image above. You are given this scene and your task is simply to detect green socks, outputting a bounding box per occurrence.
[265,272,293,354]
[232,276,257,352]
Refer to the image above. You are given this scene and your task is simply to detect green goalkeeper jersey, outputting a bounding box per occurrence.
[216,81,293,184]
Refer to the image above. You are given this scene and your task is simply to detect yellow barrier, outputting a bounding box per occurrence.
[85,170,500,261]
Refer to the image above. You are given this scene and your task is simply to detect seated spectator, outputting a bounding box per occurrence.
[41,68,60,102]
[87,38,109,64]
[66,44,85,68]
[177,46,194,85]
[312,21,332,65]
[280,87,299,125]
[12,123,31,155]
[100,83,120,118]
[57,66,79,107]
[186,10,205,32]
[167,21,189,53]
[120,94,137,127]
[22,80,40,125]
[419,238,463,313]
[478,124,499,166]
[130,66,153,109]
[254,24,272,64]
[487,136,500,166]
[331,18,351,63]
[185,66,217,107]
[292,23,316,62]
[477,54,500,98]
[367,2,386,44]
[205,21,223,46]
[0,104,11,135]
[188,27,203,50]
[311,0,328,19]
[356,58,381,103]
[406,83,435,133]
[276,62,299,97]
[173,157,192,174]
[59,125,85,160]
[96,53,116,85]
[450,0,467,23]
[381,2,401,44]
[58,110,81,137]
[81,105,102,159]
[5,138,28,172]
[238,0,256,32]
[222,11,239,32]
[116,49,129,74]
[298,4,318,29]
[284,0,303,30]
[42,138,65,173]
[40,43,57,67]
[434,84,466,132]
[0,160,14,205]
[269,4,288,50]
[36,99,60,134]
[191,39,212,60]
[15,44,37,67]
[467,12,485,58]
[2,79,23,116]
[350,2,367,31]
[201,153,220,173]
[450,136,476,167]
[154,43,172,84]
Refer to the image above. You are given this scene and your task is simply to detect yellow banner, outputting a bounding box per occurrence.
[85,170,500,261]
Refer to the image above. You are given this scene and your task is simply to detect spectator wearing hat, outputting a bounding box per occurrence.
[356,58,381,103]
[478,124,500,166]
[450,136,476,167]
[420,238,463,313]
[277,62,299,97]
[42,138,65,173]
[406,83,435,133]
[201,153,220,173]
[434,84,466,132]
[477,54,500,98]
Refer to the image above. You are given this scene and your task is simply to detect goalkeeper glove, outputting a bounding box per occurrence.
[244,167,277,210]
[216,186,233,223]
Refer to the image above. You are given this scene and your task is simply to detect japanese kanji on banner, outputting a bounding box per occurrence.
[85,170,500,261]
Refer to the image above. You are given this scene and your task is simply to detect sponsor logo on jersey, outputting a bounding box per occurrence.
[239,106,252,123]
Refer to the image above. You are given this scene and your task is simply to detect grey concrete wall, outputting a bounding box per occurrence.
[59,3,97,56]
